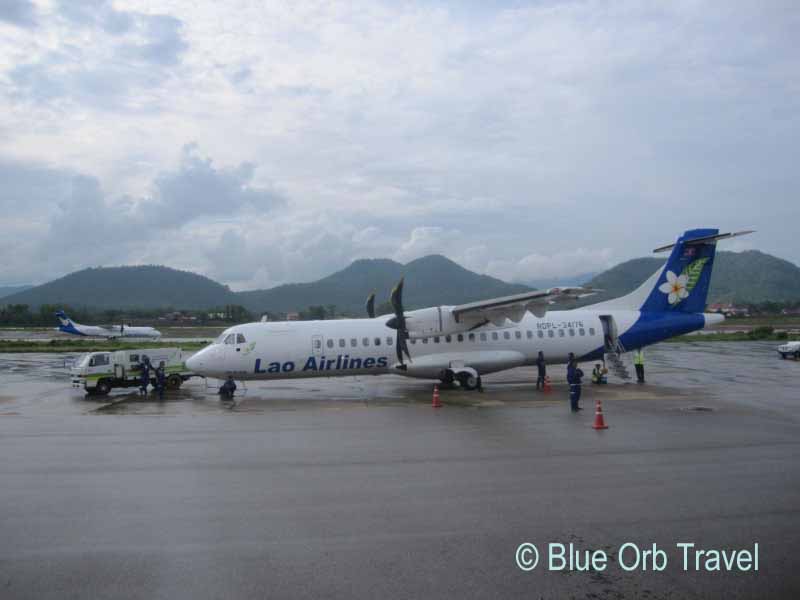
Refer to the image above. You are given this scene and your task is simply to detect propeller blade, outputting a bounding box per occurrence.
[365,292,376,319]
[390,278,404,315]
[389,278,411,365]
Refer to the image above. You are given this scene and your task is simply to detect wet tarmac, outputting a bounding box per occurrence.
[0,342,798,599]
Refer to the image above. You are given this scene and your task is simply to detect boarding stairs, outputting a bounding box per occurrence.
[604,339,631,381]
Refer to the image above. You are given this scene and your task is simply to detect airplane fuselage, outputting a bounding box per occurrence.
[57,323,161,339]
[187,308,718,380]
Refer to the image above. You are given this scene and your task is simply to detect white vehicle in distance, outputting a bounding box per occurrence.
[71,347,193,395]
[777,341,800,360]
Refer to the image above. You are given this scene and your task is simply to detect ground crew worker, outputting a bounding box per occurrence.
[591,363,608,384]
[535,351,546,390]
[634,348,645,383]
[154,361,166,401]
[567,358,584,412]
[219,375,237,399]
[138,356,151,395]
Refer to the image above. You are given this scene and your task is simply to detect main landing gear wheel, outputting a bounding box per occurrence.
[457,372,478,391]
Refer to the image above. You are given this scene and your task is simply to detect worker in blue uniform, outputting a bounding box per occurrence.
[219,375,237,399]
[154,361,166,401]
[567,357,584,412]
[138,356,151,395]
[535,351,546,390]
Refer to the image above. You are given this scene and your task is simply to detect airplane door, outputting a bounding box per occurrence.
[599,315,619,351]
[311,335,324,357]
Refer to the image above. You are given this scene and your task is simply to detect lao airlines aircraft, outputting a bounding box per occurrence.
[56,311,162,340]
[186,229,751,388]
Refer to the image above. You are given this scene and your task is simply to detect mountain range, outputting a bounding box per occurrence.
[2,249,799,314]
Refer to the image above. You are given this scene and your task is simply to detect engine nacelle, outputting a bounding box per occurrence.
[404,306,472,339]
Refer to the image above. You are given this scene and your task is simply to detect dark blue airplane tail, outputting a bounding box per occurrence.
[639,228,719,313]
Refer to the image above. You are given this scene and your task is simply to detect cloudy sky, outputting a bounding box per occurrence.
[1,0,798,290]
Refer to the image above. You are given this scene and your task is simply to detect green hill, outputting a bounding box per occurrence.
[2,266,237,310]
[237,255,533,314]
[584,250,800,305]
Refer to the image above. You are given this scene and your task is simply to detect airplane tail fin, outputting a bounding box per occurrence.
[591,229,752,314]
[55,310,73,327]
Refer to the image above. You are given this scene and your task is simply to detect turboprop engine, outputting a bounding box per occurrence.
[400,306,473,339]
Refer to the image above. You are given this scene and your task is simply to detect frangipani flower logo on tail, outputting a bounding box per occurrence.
[659,271,689,305]
[658,257,709,307]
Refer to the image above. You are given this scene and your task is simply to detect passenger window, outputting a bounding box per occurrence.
[548,330,554,338]
[313,339,322,349]
[339,339,346,348]
[569,329,575,337]
[468,333,475,341]
[387,337,393,345]
[237,333,246,344]
[480,333,487,342]
[433,336,440,343]
[538,331,544,338]
[589,327,596,336]
[374,337,381,346]
[515,331,522,339]
[327,339,334,348]
[526,331,532,339]
[579,328,585,336]
[422,338,428,344]
[492,332,499,341]
[351,338,357,347]
[503,331,511,340]
[457,334,464,342]
[445,335,451,343]
[558,329,565,337]
[225,334,236,345]
[363,337,370,346]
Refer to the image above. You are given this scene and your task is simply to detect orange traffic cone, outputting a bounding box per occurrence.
[593,399,609,430]
[543,375,552,393]
[432,384,442,408]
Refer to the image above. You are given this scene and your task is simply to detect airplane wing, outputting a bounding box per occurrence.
[451,287,600,325]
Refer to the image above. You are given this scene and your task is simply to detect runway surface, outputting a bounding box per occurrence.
[0,342,798,599]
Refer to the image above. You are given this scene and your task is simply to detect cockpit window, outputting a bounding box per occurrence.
[224,334,236,345]
[236,333,246,344]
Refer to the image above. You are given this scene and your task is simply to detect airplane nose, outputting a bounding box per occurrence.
[186,351,204,373]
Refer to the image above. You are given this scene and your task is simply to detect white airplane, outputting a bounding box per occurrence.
[55,310,162,340]
[186,228,752,389]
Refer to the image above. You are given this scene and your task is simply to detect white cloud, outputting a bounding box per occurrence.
[486,248,616,283]
[0,0,798,288]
